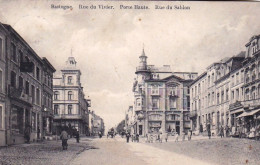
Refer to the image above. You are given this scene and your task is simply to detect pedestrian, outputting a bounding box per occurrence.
[175,133,179,142]
[187,130,191,141]
[220,126,224,138]
[75,130,80,143]
[225,125,229,137]
[60,129,69,150]
[182,131,185,141]
[24,124,31,144]
[126,132,130,143]
[165,132,168,142]
[136,134,139,143]
[98,131,102,138]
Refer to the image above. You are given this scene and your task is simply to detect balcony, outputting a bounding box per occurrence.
[54,114,83,120]
[190,110,197,118]
[243,98,260,109]
[136,66,150,72]
[229,101,243,110]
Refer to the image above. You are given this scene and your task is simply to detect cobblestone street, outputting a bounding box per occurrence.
[0,138,94,165]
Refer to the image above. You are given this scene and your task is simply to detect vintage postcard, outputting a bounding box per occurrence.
[0,0,259,165]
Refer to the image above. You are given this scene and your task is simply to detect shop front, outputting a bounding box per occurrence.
[236,109,260,138]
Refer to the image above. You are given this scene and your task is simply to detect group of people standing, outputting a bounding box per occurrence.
[125,132,140,143]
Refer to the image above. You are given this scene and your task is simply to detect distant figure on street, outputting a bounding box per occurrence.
[207,124,211,139]
[187,130,191,141]
[126,132,130,143]
[98,131,102,138]
[75,131,80,143]
[136,134,139,142]
[182,131,185,141]
[225,125,229,137]
[220,126,224,138]
[174,133,179,142]
[60,129,69,150]
[24,124,31,144]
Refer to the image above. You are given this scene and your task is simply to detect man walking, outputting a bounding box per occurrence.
[126,132,130,143]
[60,129,69,150]
[220,126,224,138]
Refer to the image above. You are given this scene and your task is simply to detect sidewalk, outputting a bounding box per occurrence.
[135,134,221,143]
[0,138,92,165]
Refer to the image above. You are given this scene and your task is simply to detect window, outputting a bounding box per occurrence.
[19,50,23,62]
[151,86,159,95]
[36,67,40,81]
[31,85,35,103]
[152,97,159,109]
[236,89,239,101]
[11,71,16,87]
[54,105,59,114]
[251,87,256,100]
[0,38,3,59]
[68,76,72,84]
[241,70,244,82]
[18,76,23,89]
[68,105,72,114]
[212,92,214,105]
[217,93,220,104]
[232,91,235,101]
[0,70,2,91]
[170,97,177,109]
[11,43,16,62]
[32,112,36,131]
[198,84,201,94]
[0,106,2,129]
[226,89,229,101]
[221,91,224,103]
[136,98,141,107]
[36,88,40,105]
[54,91,59,100]
[245,89,250,100]
[25,81,29,95]
[236,72,239,84]
[68,91,73,100]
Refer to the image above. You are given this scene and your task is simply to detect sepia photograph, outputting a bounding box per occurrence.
[0,0,259,165]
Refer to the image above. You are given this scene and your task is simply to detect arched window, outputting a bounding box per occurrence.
[54,105,59,114]
[54,91,59,100]
[251,87,256,100]
[245,89,250,101]
[68,91,73,100]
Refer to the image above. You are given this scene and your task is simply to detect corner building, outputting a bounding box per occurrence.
[132,49,198,136]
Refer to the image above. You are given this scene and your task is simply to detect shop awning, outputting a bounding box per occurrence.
[236,109,260,118]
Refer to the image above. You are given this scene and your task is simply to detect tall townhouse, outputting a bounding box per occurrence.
[0,23,8,146]
[231,35,260,137]
[132,49,197,136]
[41,58,56,139]
[53,57,90,136]
[0,22,55,145]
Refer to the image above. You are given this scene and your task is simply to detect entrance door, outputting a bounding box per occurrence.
[176,126,180,135]
[139,125,142,135]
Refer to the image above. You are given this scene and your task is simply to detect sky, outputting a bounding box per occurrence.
[0,0,260,131]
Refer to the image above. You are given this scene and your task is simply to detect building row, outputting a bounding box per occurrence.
[0,22,56,145]
[0,22,103,146]
[190,35,260,137]
[127,34,260,138]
